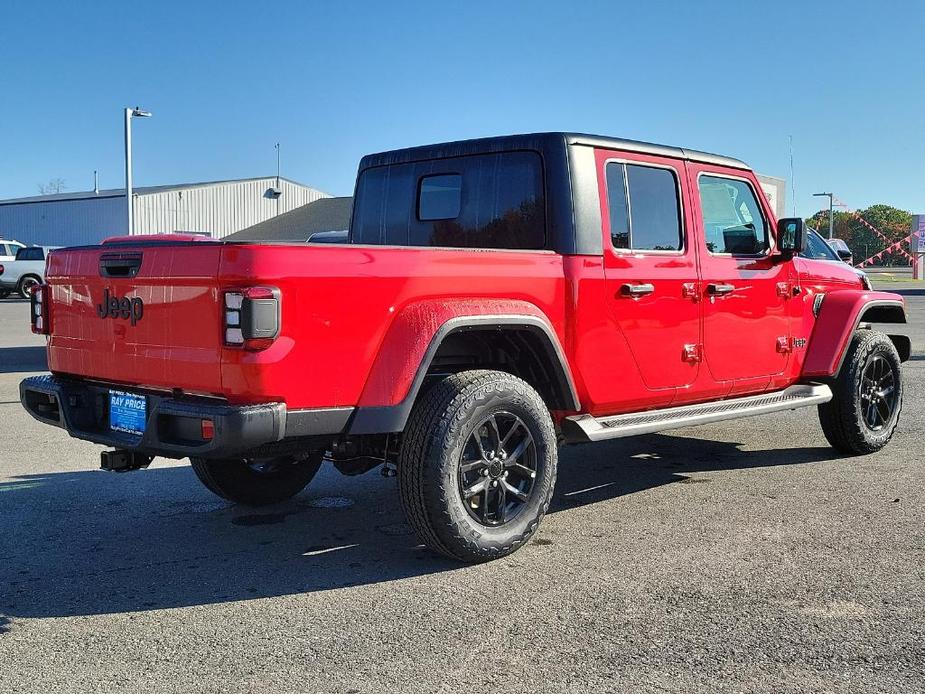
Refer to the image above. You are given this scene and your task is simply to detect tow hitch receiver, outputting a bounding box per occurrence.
[100,449,153,473]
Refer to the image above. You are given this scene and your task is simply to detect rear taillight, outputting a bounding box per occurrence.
[31,283,49,334]
[0,264,5,276]
[223,287,280,351]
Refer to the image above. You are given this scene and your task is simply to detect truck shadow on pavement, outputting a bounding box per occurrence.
[0,434,840,623]
[0,346,47,374]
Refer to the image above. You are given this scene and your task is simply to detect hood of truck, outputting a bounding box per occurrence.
[45,243,225,396]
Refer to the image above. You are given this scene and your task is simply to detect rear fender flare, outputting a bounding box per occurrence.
[349,299,578,434]
[802,291,907,378]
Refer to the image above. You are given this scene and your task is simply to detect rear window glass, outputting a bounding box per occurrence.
[16,247,44,261]
[352,151,545,249]
[418,174,462,220]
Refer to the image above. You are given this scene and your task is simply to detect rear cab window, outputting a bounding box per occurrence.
[351,151,546,250]
[16,247,45,261]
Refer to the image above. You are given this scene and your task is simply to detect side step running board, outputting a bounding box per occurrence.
[562,384,832,443]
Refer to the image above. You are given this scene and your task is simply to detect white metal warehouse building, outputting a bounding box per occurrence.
[0,177,330,247]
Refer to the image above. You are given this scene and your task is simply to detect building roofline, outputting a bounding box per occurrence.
[0,176,323,206]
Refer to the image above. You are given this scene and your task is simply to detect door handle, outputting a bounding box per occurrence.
[620,283,655,298]
[707,283,735,296]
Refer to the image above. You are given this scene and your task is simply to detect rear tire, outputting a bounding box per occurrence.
[17,275,40,300]
[0,289,10,299]
[190,452,323,506]
[818,330,903,454]
[399,370,557,563]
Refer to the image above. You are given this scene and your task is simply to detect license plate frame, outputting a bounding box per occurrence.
[109,390,147,435]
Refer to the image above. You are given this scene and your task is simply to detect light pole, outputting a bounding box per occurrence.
[813,192,834,239]
[124,106,152,235]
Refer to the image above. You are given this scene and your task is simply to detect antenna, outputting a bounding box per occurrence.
[789,135,796,217]
[93,170,99,195]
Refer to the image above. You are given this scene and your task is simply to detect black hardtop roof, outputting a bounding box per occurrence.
[358,132,750,171]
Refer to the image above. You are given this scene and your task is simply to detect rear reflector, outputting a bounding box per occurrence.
[201,419,215,441]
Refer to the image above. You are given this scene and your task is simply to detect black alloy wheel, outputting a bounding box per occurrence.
[858,353,898,431]
[458,411,538,526]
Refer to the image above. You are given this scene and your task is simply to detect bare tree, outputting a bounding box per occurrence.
[37,178,67,195]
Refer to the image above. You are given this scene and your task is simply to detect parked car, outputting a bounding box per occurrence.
[20,133,909,563]
[0,239,26,297]
[825,237,854,264]
[0,238,26,262]
[803,228,872,283]
[0,245,59,299]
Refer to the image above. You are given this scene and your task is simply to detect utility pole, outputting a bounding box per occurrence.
[124,106,152,235]
[813,192,834,239]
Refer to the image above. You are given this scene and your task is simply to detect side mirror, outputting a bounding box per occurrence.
[836,249,853,262]
[777,217,805,255]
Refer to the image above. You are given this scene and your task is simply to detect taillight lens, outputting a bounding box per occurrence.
[223,287,280,351]
[31,283,50,335]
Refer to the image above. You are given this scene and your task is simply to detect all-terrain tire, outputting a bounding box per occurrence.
[818,329,903,455]
[190,453,323,506]
[398,370,557,563]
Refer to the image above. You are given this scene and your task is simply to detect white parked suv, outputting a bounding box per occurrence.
[0,246,59,299]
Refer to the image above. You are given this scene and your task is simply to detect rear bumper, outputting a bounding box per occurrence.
[20,374,353,459]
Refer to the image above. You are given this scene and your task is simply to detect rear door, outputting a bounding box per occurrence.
[690,165,792,386]
[597,149,701,395]
[46,243,226,396]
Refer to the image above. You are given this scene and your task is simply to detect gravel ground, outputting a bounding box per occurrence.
[0,292,922,694]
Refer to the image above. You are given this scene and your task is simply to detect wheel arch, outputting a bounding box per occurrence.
[349,304,579,435]
[802,291,908,378]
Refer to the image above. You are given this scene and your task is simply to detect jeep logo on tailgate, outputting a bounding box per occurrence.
[97,288,144,326]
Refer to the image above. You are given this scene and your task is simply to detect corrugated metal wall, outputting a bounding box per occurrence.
[0,195,125,247]
[756,174,787,219]
[0,178,329,246]
[132,179,327,239]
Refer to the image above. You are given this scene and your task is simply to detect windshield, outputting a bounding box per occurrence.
[802,229,841,261]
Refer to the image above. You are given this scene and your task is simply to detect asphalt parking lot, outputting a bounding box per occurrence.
[1,290,922,694]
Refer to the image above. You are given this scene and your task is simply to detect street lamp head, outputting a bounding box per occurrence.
[813,192,832,197]
[131,107,152,118]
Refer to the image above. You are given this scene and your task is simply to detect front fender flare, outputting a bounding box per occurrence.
[802,290,907,378]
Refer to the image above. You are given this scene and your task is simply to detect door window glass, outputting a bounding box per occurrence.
[606,162,682,251]
[698,176,769,255]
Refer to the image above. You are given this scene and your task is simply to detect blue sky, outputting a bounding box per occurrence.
[0,0,922,217]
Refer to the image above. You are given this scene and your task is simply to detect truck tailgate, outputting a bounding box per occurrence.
[45,243,225,396]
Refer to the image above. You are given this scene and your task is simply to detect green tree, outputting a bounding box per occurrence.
[805,204,912,266]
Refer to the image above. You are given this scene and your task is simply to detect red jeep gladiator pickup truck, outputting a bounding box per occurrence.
[21,133,909,562]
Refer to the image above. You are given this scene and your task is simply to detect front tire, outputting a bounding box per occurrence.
[818,330,903,454]
[190,452,323,506]
[0,289,10,299]
[399,370,557,563]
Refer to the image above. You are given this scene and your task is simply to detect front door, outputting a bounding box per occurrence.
[691,166,792,384]
[598,149,701,393]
